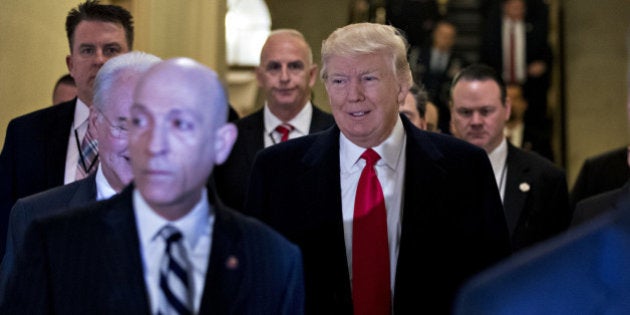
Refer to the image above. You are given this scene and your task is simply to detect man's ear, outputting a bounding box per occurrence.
[214,123,238,165]
[66,55,73,75]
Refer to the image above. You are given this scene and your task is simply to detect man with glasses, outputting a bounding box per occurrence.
[0,0,134,256]
[0,52,161,298]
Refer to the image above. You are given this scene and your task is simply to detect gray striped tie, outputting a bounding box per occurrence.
[157,225,193,315]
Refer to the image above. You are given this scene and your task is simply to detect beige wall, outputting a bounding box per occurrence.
[0,1,78,149]
[564,0,630,185]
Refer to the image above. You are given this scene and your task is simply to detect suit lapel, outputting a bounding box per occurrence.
[100,186,151,312]
[67,174,98,207]
[45,99,76,187]
[504,144,529,235]
[199,190,246,314]
[299,126,353,303]
[396,118,449,283]
[242,109,266,165]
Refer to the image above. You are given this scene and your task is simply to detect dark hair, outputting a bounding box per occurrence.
[65,0,134,52]
[54,73,75,89]
[450,64,507,105]
[409,84,428,118]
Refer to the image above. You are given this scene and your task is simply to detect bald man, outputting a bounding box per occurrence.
[213,29,334,211]
[1,57,304,314]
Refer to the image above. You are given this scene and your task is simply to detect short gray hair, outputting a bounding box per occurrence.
[93,51,161,111]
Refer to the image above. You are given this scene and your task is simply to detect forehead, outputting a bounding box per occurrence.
[261,35,309,62]
[135,76,201,113]
[104,77,137,111]
[452,79,503,107]
[72,20,127,46]
[326,53,390,75]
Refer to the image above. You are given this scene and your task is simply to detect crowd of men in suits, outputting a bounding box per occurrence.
[0,0,628,314]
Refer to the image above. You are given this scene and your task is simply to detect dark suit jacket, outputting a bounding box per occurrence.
[504,143,570,251]
[213,105,334,211]
[455,193,630,315]
[0,174,97,299]
[0,185,304,315]
[572,180,630,227]
[244,115,512,314]
[0,99,77,256]
[570,145,630,211]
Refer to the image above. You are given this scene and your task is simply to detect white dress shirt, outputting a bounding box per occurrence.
[64,98,90,184]
[134,189,214,314]
[488,138,509,203]
[340,117,406,292]
[94,164,117,201]
[263,101,313,147]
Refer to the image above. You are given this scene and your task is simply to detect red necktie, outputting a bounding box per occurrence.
[275,124,294,142]
[352,148,391,315]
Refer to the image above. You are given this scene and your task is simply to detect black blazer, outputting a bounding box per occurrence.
[570,146,630,211]
[1,185,305,314]
[0,174,97,300]
[0,99,77,255]
[572,180,630,227]
[503,142,570,251]
[245,115,512,314]
[213,105,334,211]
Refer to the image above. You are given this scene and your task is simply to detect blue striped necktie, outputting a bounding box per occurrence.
[158,225,193,315]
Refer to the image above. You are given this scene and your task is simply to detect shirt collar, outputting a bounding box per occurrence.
[73,98,90,129]
[488,137,509,175]
[264,101,313,136]
[94,165,117,201]
[340,116,406,173]
[134,188,212,250]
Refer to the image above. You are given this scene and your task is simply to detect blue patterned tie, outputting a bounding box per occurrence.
[158,225,193,315]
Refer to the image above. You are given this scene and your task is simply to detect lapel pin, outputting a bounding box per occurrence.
[226,255,239,270]
[519,182,530,192]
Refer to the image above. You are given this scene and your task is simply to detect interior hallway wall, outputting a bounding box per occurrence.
[564,0,630,186]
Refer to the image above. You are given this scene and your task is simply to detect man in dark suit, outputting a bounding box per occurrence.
[409,20,468,134]
[1,57,304,314]
[454,189,630,315]
[450,64,570,252]
[570,145,630,211]
[213,29,334,211]
[0,0,133,256]
[0,51,161,297]
[480,0,553,152]
[245,23,512,315]
[572,181,630,227]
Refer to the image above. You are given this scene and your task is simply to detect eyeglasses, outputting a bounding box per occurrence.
[96,107,128,139]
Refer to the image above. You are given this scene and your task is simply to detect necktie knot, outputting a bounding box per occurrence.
[160,225,183,249]
[275,123,294,142]
[361,148,380,168]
